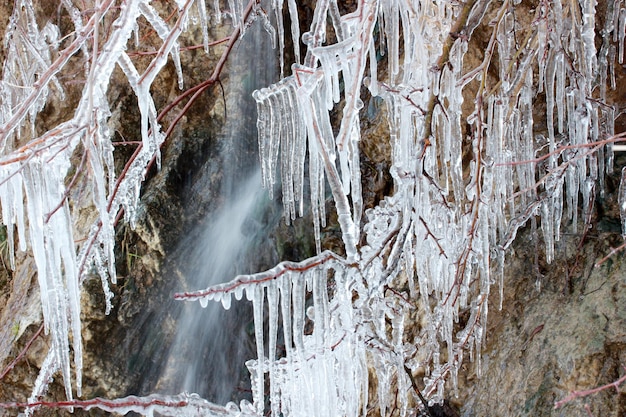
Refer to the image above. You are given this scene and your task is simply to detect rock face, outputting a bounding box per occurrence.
[0,2,625,417]
[458,185,626,416]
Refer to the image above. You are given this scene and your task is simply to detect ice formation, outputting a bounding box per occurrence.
[231,0,623,414]
[5,393,259,417]
[0,0,210,409]
[0,0,624,416]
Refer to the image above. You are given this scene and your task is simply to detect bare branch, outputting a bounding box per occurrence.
[555,367,626,409]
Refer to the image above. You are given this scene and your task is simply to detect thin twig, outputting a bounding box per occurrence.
[44,151,88,223]
[0,0,116,146]
[495,132,626,167]
[422,0,478,148]
[595,241,626,268]
[174,251,345,302]
[127,37,231,57]
[554,366,626,408]
[419,216,447,258]
[404,365,434,417]
[0,324,44,381]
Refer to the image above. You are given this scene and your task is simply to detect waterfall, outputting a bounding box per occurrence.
[155,172,264,403]
[128,21,279,404]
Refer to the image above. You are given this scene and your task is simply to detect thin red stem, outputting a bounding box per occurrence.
[554,366,626,409]
[0,324,44,381]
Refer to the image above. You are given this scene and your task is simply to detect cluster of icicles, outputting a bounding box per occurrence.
[0,0,625,416]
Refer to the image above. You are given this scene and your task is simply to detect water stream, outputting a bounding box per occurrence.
[129,22,279,404]
[155,171,264,403]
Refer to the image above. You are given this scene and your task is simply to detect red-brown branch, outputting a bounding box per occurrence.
[0,393,244,415]
[174,251,345,301]
[419,216,447,258]
[495,132,626,167]
[385,287,417,309]
[0,125,86,166]
[137,0,196,87]
[82,0,258,274]
[0,324,44,381]
[127,37,231,57]
[107,0,257,213]
[44,151,88,223]
[424,294,487,397]
[0,0,116,146]
[595,241,626,268]
[0,397,185,410]
[554,366,626,409]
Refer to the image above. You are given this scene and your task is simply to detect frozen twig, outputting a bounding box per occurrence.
[495,132,626,168]
[421,0,478,148]
[0,393,256,416]
[0,0,116,147]
[404,365,434,417]
[174,251,346,302]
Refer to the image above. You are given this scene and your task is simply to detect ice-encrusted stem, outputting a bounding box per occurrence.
[420,0,479,148]
[298,86,360,261]
[0,0,265,407]
[335,0,378,152]
[0,0,117,149]
[174,251,346,302]
[176,248,368,417]
[0,393,258,416]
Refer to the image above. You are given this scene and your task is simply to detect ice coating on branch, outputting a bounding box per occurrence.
[178,251,370,417]
[237,0,617,413]
[0,0,228,407]
[252,0,386,261]
[287,0,301,64]
[21,393,258,416]
[0,0,63,152]
[138,2,185,90]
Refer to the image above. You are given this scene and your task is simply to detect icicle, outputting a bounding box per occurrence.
[287,0,301,64]
[220,293,232,310]
[227,0,245,30]
[616,8,626,64]
[279,273,293,358]
[252,285,265,414]
[196,0,209,52]
[212,0,222,23]
[270,0,285,77]
[253,77,307,220]
[26,350,56,416]
[4,0,617,414]
[619,167,626,237]
[138,2,184,90]
[267,281,279,415]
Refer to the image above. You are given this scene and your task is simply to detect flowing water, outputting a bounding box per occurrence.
[129,22,279,404]
[155,171,265,403]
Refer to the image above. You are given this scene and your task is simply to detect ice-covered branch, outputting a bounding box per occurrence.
[246,0,622,411]
[177,247,369,417]
[0,0,116,149]
[174,250,347,305]
[0,0,270,408]
[0,393,258,416]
